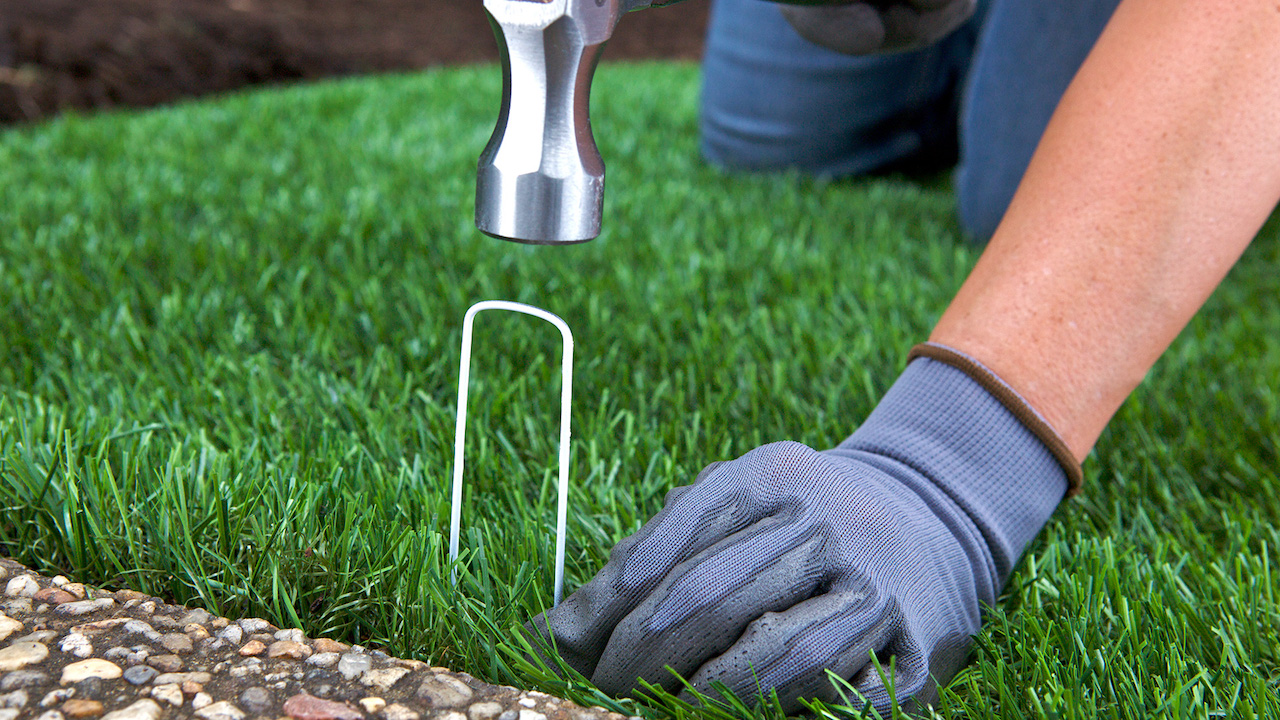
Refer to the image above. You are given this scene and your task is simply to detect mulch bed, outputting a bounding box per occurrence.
[1,0,710,125]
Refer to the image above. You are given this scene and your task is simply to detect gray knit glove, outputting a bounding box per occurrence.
[528,351,1074,713]
[778,0,977,55]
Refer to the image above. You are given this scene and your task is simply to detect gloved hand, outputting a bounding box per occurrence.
[528,347,1078,713]
[777,0,977,55]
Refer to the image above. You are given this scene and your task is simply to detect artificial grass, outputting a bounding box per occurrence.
[0,62,1277,718]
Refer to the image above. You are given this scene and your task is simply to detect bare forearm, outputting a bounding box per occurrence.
[932,0,1280,461]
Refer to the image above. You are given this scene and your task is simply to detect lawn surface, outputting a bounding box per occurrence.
[1,63,1278,718]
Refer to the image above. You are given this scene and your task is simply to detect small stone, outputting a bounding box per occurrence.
[237,687,272,713]
[441,713,466,720]
[40,688,75,707]
[185,624,210,640]
[497,710,518,720]
[0,711,16,720]
[0,690,27,708]
[311,639,349,654]
[181,681,203,695]
[305,652,339,668]
[149,685,182,707]
[228,659,263,679]
[336,653,371,681]
[2,599,32,616]
[60,660,122,685]
[416,675,473,707]
[122,665,157,686]
[61,700,104,718]
[153,672,212,686]
[215,625,243,645]
[100,699,162,720]
[60,633,94,658]
[238,640,266,657]
[191,692,213,710]
[34,588,76,605]
[237,618,272,634]
[397,658,428,671]
[14,630,57,644]
[34,712,65,720]
[72,677,103,700]
[359,697,385,713]
[1,670,50,691]
[360,666,409,692]
[0,614,22,643]
[51,576,68,587]
[518,712,546,720]
[268,640,312,660]
[382,704,421,720]
[61,584,87,599]
[136,602,156,615]
[146,655,182,673]
[209,617,229,630]
[468,702,504,720]
[148,615,180,630]
[194,701,244,720]
[113,591,148,603]
[275,628,305,643]
[517,699,536,709]
[71,619,129,635]
[159,633,193,655]
[0,642,50,672]
[54,599,115,617]
[4,576,38,598]
[302,668,339,684]
[122,620,160,642]
[281,693,362,720]
[179,609,214,626]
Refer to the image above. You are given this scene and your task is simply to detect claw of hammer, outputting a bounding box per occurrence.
[475,0,625,245]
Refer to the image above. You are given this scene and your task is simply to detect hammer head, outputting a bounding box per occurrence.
[476,0,623,245]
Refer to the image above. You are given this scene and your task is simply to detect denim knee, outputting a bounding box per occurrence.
[956,0,1121,241]
[700,0,981,177]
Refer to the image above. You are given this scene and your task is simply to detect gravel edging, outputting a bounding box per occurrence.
[0,558,628,720]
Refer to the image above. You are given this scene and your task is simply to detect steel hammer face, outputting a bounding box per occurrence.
[475,0,623,245]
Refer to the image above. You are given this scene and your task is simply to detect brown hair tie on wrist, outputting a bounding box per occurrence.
[908,342,1084,497]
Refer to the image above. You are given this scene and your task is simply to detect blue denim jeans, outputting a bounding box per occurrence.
[700,0,1121,240]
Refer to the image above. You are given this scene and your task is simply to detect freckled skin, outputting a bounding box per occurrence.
[535,0,1280,712]
[932,0,1280,460]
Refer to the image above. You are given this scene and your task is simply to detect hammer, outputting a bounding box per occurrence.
[474,0,975,245]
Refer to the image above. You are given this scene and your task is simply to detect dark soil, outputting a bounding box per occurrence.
[1,0,710,125]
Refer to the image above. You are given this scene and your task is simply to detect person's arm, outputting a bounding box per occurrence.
[933,0,1280,461]
[529,1,1280,713]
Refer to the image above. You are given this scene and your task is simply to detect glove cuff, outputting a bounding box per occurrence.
[907,342,1084,496]
[839,348,1069,588]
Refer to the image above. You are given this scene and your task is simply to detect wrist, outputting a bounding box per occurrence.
[836,350,1070,587]
[908,342,1084,496]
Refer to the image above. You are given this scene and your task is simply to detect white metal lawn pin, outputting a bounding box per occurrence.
[449,300,573,606]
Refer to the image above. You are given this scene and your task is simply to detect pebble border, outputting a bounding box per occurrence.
[0,558,629,720]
